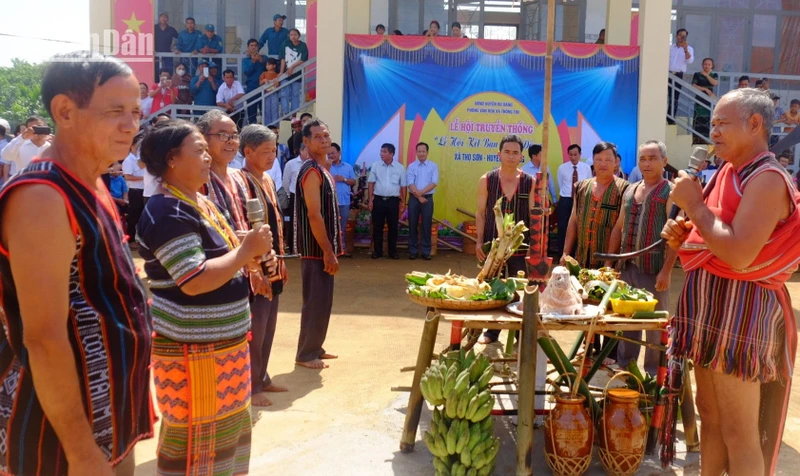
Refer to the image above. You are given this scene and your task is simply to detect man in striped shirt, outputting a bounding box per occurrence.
[294,119,342,369]
[604,140,676,375]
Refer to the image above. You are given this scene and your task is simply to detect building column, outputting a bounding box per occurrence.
[348,0,372,34]
[316,0,370,143]
[605,0,631,46]
[637,0,671,145]
[316,0,348,142]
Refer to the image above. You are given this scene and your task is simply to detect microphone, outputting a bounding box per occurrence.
[668,145,708,219]
[245,198,278,279]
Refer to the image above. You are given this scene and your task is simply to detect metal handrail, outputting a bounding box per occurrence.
[153,52,280,80]
[667,73,717,144]
[140,58,317,127]
[716,71,800,94]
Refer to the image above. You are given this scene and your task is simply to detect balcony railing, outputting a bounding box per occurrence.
[141,58,317,128]
[667,72,718,145]
[153,52,279,81]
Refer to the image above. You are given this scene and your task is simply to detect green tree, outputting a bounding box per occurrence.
[0,59,48,131]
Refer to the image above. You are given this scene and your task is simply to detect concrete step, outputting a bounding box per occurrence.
[665,124,694,170]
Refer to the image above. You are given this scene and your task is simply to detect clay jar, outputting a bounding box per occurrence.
[597,387,647,476]
[544,393,593,476]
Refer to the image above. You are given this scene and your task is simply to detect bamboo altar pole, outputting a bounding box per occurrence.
[525,0,556,284]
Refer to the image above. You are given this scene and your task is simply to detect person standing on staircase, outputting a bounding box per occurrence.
[667,28,694,125]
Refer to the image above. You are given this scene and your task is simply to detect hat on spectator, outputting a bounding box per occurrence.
[771,94,780,100]
[291,116,301,124]
[0,118,10,132]
[205,24,215,31]
[273,14,287,21]
[208,62,218,69]
[198,59,209,66]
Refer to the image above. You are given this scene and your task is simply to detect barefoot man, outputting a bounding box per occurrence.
[662,88,800,476]
[605,140,676,376]
[295,118,341,369]
[237,124,290,406]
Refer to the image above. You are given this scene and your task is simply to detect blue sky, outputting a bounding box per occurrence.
[0,0,90,66]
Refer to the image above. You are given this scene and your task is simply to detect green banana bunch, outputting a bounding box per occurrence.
[469,400,494,423]
[477,365,494,390]
[453,368,470,396]
[442,362,458,397]
[465,388,492,421]
[433,455,451,476]
[446,418,458,454]
[455,419,470,454]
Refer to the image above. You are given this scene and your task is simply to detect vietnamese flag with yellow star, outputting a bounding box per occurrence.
[114,0,154,83]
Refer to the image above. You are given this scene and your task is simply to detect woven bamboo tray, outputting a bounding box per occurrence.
[406,291,512,311]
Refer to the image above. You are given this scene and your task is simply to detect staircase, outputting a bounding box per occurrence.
[665,123,695,171]
[666,73,713,170]
[141,58,317,127]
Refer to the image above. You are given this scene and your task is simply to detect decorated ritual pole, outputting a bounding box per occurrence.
[526,0,556,284]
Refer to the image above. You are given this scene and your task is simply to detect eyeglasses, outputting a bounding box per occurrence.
[211,132,240,142]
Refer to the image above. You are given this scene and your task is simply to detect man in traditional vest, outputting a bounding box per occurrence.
[294,118,342,369]
[561,141,630,359]
[475,134,532,344]
[605,140,677,375]
[662,88,800,476]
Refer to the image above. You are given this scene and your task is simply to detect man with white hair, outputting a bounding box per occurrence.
[662,88,800,476]
[605,140,676,376]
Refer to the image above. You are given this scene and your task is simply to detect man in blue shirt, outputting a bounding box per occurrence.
[199,24,223,55]
[174,17,203,72]
[328,143,356,256]
[174,17,202,54]
[521,143,557,206]
[406,142,439,260]
[243,38,267,124]
[258,14,289,56]
[190,61,219,106]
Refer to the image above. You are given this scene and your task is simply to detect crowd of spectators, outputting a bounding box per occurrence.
[375,20,470,37]
[149,13,310,126]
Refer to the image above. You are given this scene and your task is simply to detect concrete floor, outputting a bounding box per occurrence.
[131,251,800,475]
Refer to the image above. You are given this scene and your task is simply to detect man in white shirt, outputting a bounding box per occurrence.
[216,69,246,125]
[0,123,9,185]
[1,117,51,179]
[266,158,282,193]
[122,139,145,246]
[282,143,309,253]
[554,143,592,255]
[406,142,438,261]
[668,28,694,125]
[368,143,407,259]
[521,143,557,205]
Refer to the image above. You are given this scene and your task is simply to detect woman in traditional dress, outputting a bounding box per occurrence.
[691,57,718,142]
[137,120,273,475]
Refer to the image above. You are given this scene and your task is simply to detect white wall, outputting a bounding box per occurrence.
[371,0,389,33]
[585,0,607,43]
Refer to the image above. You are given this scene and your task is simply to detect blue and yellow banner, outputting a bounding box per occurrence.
[343,35,640,225]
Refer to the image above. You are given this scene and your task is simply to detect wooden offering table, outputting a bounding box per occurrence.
[399,288,678,476]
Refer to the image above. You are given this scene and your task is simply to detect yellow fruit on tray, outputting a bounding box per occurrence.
[610,298,658,317]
